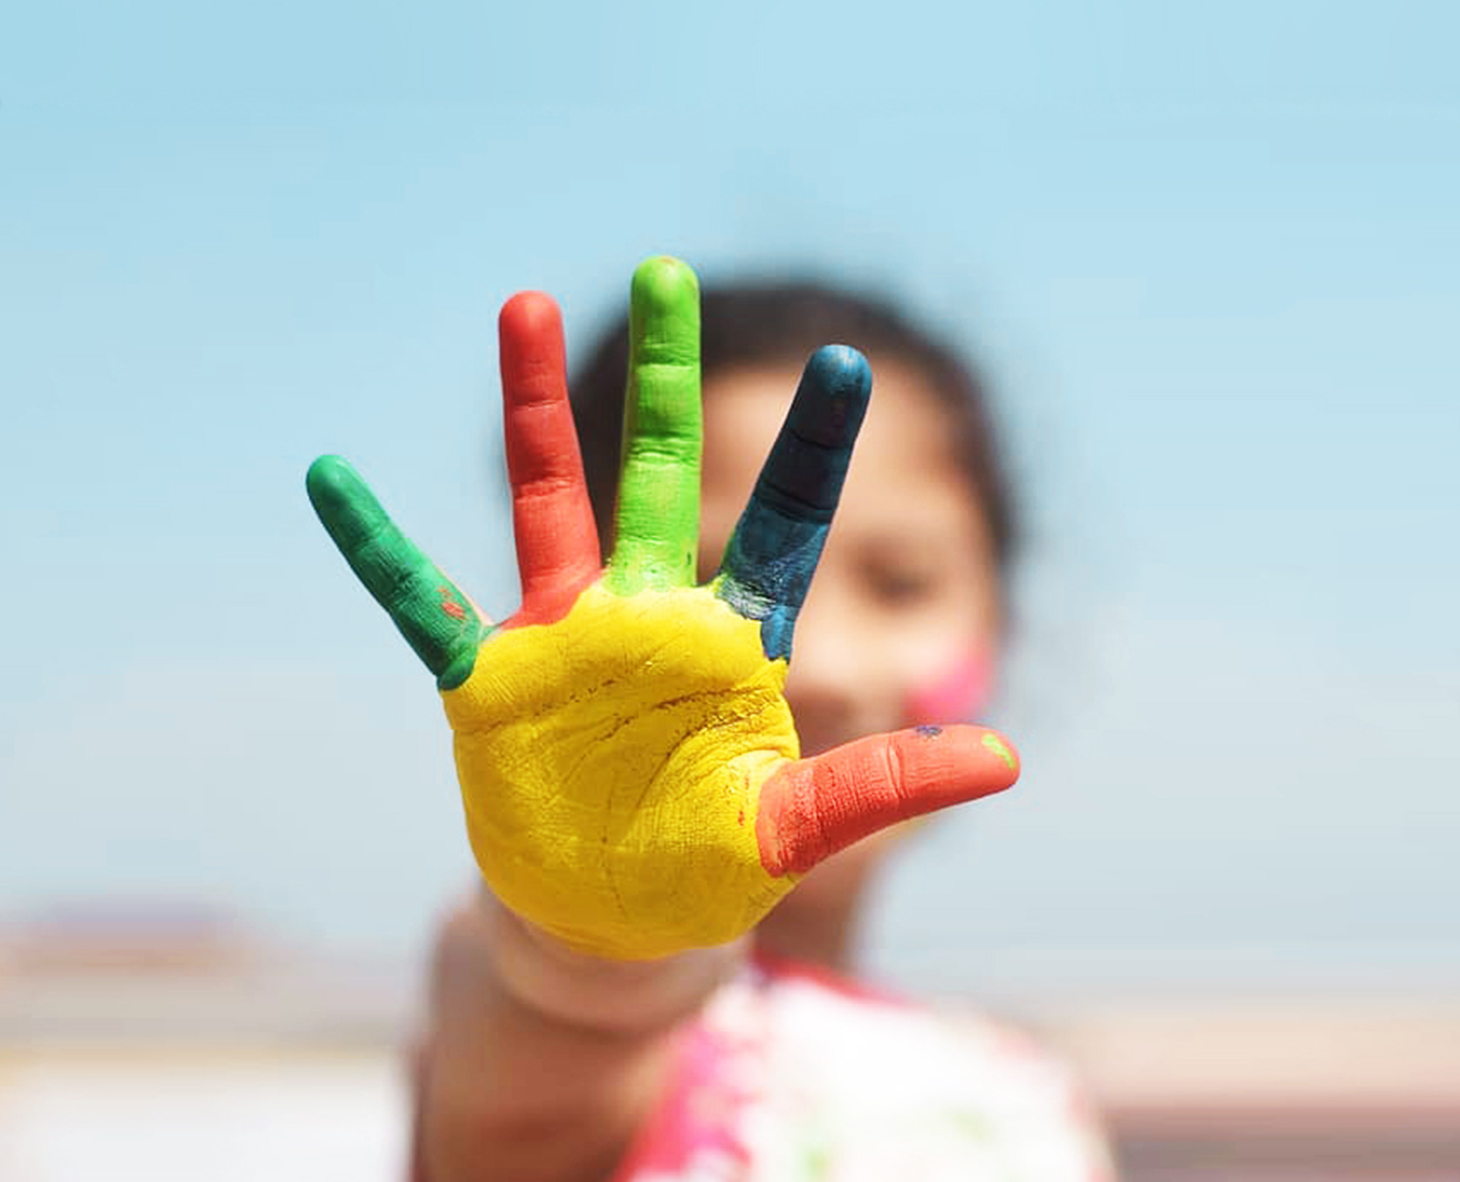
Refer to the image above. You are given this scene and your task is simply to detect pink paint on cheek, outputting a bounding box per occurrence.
[903,650,994,726]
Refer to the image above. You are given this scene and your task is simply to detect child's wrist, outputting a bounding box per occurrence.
[474,884,745,1034]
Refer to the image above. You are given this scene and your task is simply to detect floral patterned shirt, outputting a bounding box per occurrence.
[612,956,1115,1182]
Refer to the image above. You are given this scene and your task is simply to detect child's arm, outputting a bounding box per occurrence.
[410,887,740,1182]
[308,257,1022,1182]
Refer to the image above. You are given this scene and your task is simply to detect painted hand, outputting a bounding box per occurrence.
[308,257,1020,960]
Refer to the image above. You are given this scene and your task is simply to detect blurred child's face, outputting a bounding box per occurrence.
[700,361,1002,759]
[700,362,1004,927]
[697,361,1007,941]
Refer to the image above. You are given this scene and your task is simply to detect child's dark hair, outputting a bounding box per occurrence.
[570,281,1019,583]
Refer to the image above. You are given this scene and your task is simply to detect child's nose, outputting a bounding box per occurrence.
[782,583,875,746]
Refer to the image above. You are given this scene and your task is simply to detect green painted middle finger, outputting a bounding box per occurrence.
[607,256,702,595]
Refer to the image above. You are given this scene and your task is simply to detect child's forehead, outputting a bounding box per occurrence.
[701,360,965,489]
[699,361,986,562]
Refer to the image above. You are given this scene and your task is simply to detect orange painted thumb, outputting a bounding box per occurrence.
[755,725,1020,877]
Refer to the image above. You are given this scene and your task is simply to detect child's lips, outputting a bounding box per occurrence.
[793,725,870,760]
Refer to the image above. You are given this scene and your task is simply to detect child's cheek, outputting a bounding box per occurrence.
[902,649,994,727]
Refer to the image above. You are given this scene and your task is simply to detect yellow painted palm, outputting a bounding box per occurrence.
[308,257,1019,960]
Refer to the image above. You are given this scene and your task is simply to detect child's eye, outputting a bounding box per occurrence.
[865,564,939,606]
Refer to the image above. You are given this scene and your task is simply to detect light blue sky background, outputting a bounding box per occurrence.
[3,1,1457,995]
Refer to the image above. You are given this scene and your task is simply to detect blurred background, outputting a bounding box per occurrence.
[2,1,1458,1178]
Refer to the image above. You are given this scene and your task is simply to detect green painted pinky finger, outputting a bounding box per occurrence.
[306,455,486,689]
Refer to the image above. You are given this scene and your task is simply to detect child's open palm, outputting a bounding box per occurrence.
[308,258,1019,960]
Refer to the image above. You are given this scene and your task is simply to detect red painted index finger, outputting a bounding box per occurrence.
[499,292,601,625]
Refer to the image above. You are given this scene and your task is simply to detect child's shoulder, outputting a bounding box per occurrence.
[616,954,1115,1182]
[742,953,1098,1125]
